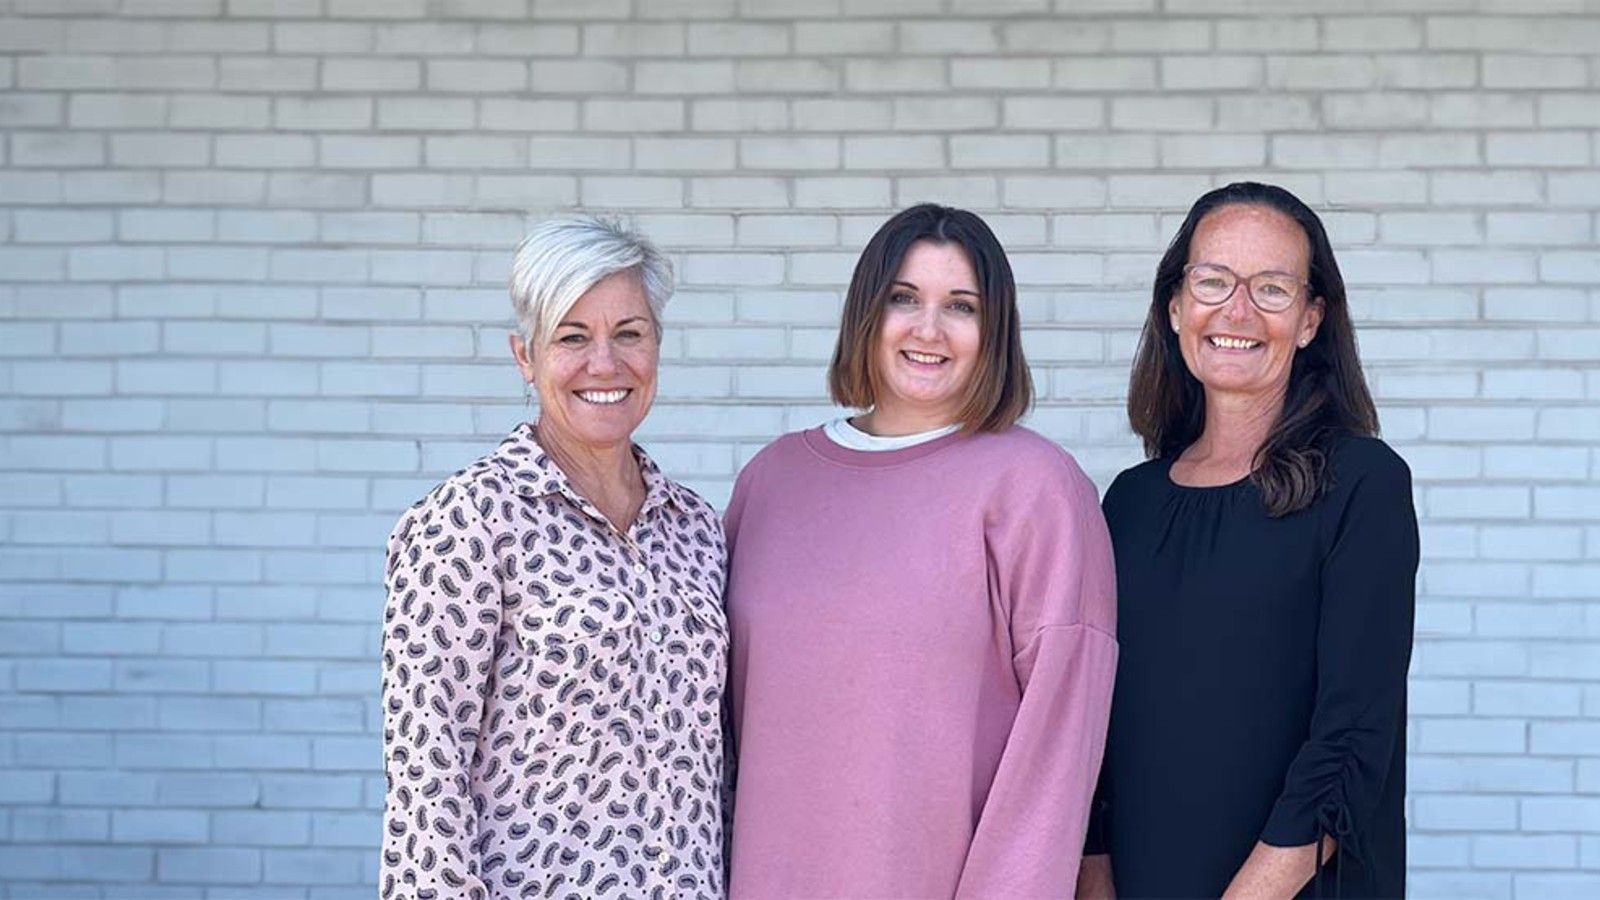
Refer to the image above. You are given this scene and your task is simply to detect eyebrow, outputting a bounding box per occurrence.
[892,279,981,299]
[555,316,651,330]
[1191,263,1306,280]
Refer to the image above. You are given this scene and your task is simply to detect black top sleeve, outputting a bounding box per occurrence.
[1258,444,1419,871]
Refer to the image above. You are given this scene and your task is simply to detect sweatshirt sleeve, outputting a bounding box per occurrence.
[1259,445,1418,878]
[1081,752,1113,857]
[722,458,752,559]
[719,454,761,858]
[1081,470,1131,860]
[380,480,502,900]
[955,450,1119,899]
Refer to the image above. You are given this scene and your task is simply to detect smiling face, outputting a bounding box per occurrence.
[869,239,983,433]
[511,270,659,453]
[1168,204,1323,406]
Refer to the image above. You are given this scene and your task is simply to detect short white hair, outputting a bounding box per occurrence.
[508,216,673,349]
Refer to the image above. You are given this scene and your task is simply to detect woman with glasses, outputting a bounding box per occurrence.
[1076,183,1417,900]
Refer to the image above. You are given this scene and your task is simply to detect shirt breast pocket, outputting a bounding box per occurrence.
[516,588,638,704]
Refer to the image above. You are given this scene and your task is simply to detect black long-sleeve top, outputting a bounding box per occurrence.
[1086,434,1418,899]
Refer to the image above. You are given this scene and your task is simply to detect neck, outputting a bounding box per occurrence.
[533,420,642,523]
[1188,386,1285,470]
[856,405,958,437]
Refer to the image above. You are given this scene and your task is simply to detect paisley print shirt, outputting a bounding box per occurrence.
[380,424,729,900]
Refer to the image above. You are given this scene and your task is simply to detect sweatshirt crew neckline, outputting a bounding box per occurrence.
[800,425,969,469]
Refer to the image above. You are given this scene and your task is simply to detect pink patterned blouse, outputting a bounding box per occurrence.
[380,424,729,900]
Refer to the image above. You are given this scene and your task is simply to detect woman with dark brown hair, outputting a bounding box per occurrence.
[723,204,1119,897]
[1077,182,1418,900]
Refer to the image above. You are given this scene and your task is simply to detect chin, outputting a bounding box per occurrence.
[579,418,642,445]
[884,381,958,406]
[1197,372,1277,396]
[889,389,947,409]
[549,409,645,449]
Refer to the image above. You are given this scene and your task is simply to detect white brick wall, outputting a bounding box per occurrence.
[1,1,1598,897]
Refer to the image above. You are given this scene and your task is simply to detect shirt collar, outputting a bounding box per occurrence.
[492,422,688,520]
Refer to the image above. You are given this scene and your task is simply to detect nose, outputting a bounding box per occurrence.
[585,337,620,375]
[910,304,942,341]
[1219,284,1256,321]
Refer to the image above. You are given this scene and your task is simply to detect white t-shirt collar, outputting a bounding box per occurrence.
[821,416,961,452]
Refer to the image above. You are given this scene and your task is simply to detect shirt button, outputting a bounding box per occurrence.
[651,628,666,644]
[633,561,646,575]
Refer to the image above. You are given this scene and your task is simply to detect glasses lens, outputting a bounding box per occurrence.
[1187,265,1235,304]
[1250,274,1301,311]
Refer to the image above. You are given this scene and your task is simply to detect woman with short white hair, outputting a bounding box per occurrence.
[380,217,729,900]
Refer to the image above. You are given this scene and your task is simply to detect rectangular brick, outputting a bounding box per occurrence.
[953,58,1051,89]
[1485,132,1589,167]
[999,19,1108,52]
[219,56,316,92]
[115,733,215,771]
[845,59,945,92]
[1160,55,1260,91]
[114,659,208,694]
[1523,798,1600,833]
[17,659,113,692]
[213,811,311,847]
[260,774,362,809]
[159,848,261,884]
[583,99,684,132]
[59,771,155,807]
[842,135,944,170]
[113,810,209,844]
[12,809,110,843]
[1474,835,1577,869]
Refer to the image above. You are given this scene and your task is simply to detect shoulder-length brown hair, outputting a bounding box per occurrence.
[828,203,1031,433]
[1128,181,1379,517]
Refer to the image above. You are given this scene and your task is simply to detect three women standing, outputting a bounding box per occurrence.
[382,184,1417,899]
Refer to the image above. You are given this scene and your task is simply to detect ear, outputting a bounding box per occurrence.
[1167,294,1182,334]
[508,331,537,383]
[1300,297,1325,347]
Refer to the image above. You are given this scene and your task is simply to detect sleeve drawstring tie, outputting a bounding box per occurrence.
[1311,797,1357,900]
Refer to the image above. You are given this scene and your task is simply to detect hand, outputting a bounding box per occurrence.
[1076,853,1115,900]
[1220,838,1336,900]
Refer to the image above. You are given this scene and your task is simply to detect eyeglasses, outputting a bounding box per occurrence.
[1182,263,1308,314]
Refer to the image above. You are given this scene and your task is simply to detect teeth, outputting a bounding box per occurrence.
[1208,336,1261,350]
[576,389,628,404]
[904,351,945,364]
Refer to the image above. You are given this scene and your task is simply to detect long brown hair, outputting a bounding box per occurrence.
[829,203,1031,433]
[1128,182,1378,516]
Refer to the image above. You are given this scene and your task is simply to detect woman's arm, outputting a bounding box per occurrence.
[954,451,1119,898]
[379,482,503,900]
[1247,444,1418,895]
[1076,853,1116,900]
[1222,837,1337,899]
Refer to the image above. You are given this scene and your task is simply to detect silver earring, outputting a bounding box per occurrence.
[523,381,532,407]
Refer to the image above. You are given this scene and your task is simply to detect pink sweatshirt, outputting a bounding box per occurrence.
[724,426,1118,899]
